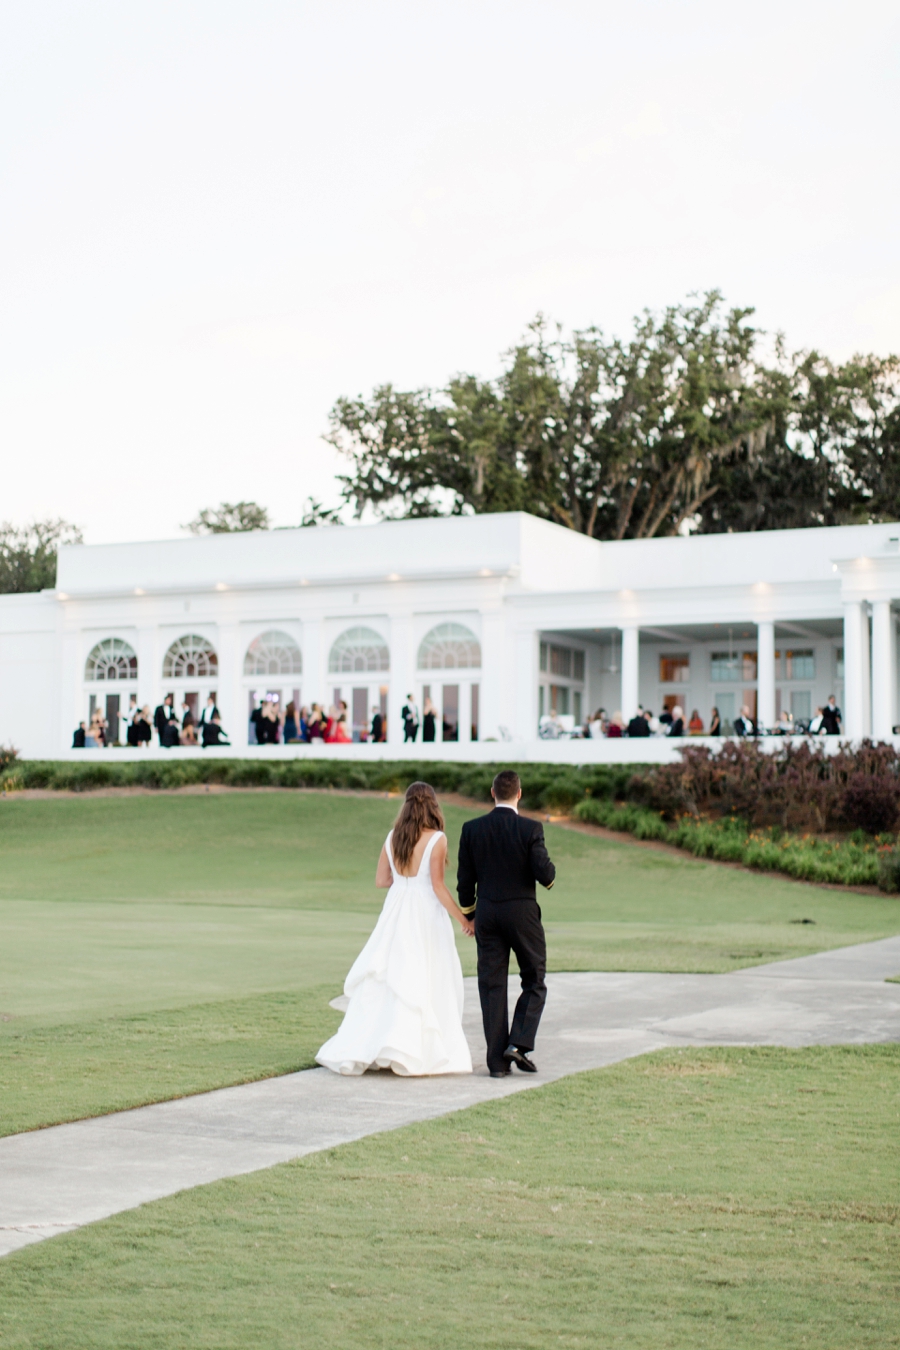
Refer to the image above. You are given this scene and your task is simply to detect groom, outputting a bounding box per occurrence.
[457,770,556,1078]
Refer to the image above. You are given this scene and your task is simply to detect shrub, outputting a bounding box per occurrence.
[840,772,900,835]
[539,774,589,813]
[877,850,900,893]
[0,744,19,773]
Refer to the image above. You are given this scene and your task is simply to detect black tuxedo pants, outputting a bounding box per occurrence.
[475,897,547,1073]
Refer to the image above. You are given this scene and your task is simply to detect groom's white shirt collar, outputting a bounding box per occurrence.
[494,801,518,813]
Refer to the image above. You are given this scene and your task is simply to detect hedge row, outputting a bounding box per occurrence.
[0,757,637,811]
[573,796,900,891]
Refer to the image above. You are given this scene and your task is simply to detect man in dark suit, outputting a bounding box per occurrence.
[626,708,650,736]
[821,695,842,735]
[154,694,177,747]
[457,770,556,1077]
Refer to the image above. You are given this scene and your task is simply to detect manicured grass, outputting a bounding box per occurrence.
[2,792,900,1135]
[1,1046,897,1349]
[0,989,341,1138]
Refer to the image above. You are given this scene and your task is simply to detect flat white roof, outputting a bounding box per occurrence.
[54,512,900,597]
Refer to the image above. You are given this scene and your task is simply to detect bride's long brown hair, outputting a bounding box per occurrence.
[392,781,444,871]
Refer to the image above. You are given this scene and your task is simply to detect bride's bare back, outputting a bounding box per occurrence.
[374,829,473,937]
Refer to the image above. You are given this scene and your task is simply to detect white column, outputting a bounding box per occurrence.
[216,621,241,746]
[871,600,895,740]
[514,627,540,741]
[303,617,324,710]
[757,621,775,732]
[620,625,639,719]
[842,601,865,740]
[388,614,414,747]
[136,622,158,716]
[478,610,505,742]
[59,627,80,751]
[861,606,872,738]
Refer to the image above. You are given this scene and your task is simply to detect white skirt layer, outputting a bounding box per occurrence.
[316,877,472,1077]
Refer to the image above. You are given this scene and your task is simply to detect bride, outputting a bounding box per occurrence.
[316,782,474,1077]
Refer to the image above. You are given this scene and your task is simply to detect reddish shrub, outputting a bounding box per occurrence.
[627,739,900,835]
[840,771,900,834]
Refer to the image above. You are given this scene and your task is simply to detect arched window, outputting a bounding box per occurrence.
[417,622,481,670]
[84,638,138,681]
[328,626,390,673]
[162,634,218,679]
[244,630,303,677]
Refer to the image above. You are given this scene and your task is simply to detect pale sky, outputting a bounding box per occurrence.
[2,0,898,544]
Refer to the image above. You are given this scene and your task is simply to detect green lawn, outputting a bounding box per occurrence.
[2,792,899,1135]
[1,1045,897,1349]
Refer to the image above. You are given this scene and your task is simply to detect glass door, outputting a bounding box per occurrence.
[441,684,459,741]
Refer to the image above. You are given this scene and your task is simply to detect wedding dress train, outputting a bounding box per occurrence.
[316,830,473,1076]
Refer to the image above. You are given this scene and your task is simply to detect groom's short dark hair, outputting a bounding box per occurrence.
[492,770,520,802]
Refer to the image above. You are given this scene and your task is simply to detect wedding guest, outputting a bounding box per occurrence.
[402,694,419,742]
[659,706,673,729]
[283,701,300,743]
[422,696,437,742]
[688,709,704,734]
[91,709,108,746]
[606,711,625,738]
[371,705,385,743]
[821,695,841,735]
[298,705,311,741]
[323,705,339,743]
[246,702,264,745]
[154,694,178,747]
[180,701,198,745]
[626,709,650,737]
[333,710,352,742]
[136,706,152,745]
[809,706,825,735]
[72,721,86,748]
[125,695,140,745]
[667,705,685,737]
[201,714,230,746]
[308,704,325,739]
[258,700,280,744]
[646,710,663,736]
[199,696,220,735]
[708,707,722,737]
[774,710,794,735]
[734,704,755,737]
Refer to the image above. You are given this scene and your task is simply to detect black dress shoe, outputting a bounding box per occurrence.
[489,1065,511,1078]
[503,1045,537,1073]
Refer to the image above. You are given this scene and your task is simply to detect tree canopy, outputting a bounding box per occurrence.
[186,501,272,534]
[0,519,83,594]
[186,499,342,534]
[327,293,900,538]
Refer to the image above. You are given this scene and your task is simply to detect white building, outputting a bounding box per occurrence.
[1,511,899,759]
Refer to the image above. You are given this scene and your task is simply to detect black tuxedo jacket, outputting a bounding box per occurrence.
[154,704,173,734]
[200,705,220,724]
[457,807,555,915]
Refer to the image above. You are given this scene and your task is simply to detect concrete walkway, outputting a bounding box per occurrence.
[2,935,899,1259]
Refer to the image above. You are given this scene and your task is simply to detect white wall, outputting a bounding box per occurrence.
[0,593,58,756]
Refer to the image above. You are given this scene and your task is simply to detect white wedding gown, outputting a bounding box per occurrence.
[316,830,473,1076]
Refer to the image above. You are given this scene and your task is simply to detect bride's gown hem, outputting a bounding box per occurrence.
[316,830,473,1078]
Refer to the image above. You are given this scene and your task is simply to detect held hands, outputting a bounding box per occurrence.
[460,917,475,937]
